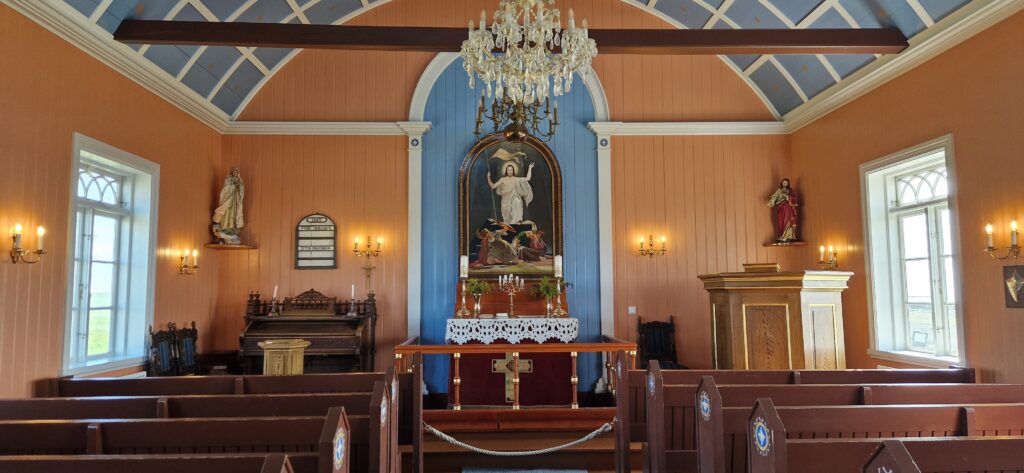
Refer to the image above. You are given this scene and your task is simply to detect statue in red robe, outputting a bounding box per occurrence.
[767,178,799,243]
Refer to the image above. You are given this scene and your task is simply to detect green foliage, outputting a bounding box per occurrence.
[466,278,492,296]
[532,277,562,299]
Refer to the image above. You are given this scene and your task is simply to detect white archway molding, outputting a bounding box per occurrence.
[405,52,615,338]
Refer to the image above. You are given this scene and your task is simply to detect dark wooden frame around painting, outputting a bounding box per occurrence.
[1005,265,1024,309]
[459,133,563,278]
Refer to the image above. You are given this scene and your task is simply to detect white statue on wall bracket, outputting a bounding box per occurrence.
[212,167,245,245]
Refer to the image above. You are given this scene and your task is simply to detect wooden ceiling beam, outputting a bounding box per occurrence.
[114,20,908,55]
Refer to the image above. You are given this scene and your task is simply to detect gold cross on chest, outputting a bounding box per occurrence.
[491,352,533,403]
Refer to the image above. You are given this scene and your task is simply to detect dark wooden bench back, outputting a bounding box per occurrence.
[0,397,160,420]
[319,406,352,473]
[863,437,1024,473]
[39,372,387,398]
[0,453,304,473]
[747,400,1024,473]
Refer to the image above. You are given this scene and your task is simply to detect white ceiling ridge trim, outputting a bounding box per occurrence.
[588,121,788,136]
[222,121,431,135]
[2,0,230,131]
[783,0,1024,133]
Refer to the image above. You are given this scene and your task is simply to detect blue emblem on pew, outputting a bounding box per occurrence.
[381,398,389,424]
[647,374,656,396]
[332,428,346,470]
[698,391,711,421]
[752,417,771,456]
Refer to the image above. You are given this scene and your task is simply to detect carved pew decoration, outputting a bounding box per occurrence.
[386,367,400,473]
[644,361,667,473]
[862,440,921,473]
[746,398,787,473]
[319,406,352,473]
[695,376,725,473]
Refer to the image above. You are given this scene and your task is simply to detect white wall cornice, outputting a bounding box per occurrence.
[3,0,231,132]
[222,121,431,136]
[783,0,1024,133]
[589,121,789,136]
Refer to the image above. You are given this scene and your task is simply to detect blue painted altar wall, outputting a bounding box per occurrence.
[420,58,601,394]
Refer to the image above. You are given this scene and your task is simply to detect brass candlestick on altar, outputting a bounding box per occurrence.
[498,274,525,317]
[456,279,471,318]
[553,278,568,318]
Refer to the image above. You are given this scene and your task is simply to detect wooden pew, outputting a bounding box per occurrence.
[0,394,388,472]
[0,453,301,473]
[0,393,374,420]
[863,437,1024,473]
[616,356,975,473]
[741,399,1024,473]
[37,371,387,398]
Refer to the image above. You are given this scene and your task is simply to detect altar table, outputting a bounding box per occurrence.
[446,317,579,408]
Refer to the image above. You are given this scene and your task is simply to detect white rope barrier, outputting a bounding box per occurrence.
[423,417,616,457]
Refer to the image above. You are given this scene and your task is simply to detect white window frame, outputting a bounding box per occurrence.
[63,133,160,376]
[860,135,967,368]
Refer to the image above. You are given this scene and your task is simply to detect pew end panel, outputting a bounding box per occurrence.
[862,440,921,473]
[370,382,390,473]
[319,407,352,473]
[645,361,666,473]
[746,398,787,473]
[261,454,296,473]
[696,376,725,473]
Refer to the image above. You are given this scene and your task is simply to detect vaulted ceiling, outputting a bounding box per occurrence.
[24,0,1011,127]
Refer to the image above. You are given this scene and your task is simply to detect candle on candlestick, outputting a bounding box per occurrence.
[351,284,356,300]
[1012,220,1019,247]
[819,245,826,262]
[12,223,22,249]
[986,224,995,249]
[36,226,45,252]
[554,255,563,279]
[459,255,469,279]
[354,237,360,252]
[272,285,278,300]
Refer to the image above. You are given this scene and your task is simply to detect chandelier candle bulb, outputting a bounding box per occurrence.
[191,248,198,267]
[820,245,826,262]
[36,226,45,252]
[986,224,995,249]
[1012,220,1019,247]
[11,223,22,249]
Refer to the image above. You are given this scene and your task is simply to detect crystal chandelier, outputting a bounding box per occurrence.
[461,0,597,141]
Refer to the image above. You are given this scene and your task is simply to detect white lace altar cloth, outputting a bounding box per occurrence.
[445,318,579,345]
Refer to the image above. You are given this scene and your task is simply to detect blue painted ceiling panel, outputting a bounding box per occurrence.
[652,0,713,29]
[304,0,365,25]
[774,54,835,98]
[749,61,804,115]
[143,44,196,76]
[235,0,293,23]
[725,0,789,29]
[58,0,978,118]
[774,0,827,25]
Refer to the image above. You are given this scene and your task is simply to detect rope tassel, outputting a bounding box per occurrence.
[422,417,616,457]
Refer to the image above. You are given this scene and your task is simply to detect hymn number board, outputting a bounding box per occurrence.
[295,213,337,269]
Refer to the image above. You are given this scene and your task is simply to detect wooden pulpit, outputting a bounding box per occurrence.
[698,264,852,370]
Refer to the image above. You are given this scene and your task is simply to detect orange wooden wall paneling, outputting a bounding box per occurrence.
[217,135,408,370]
[0,4,221,397]
[790,11,1024,378]
[611,135,796,368]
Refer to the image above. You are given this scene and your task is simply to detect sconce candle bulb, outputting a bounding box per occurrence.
[984,221,1019,260]
[819,244,839,270]
[178,247,199,275]
[638,234,668,257]
[1012,220,1019,247]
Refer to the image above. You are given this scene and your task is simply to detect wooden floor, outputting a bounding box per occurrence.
[404,407,642,473]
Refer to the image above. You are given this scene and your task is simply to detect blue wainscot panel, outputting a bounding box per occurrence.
[420,58,601,395]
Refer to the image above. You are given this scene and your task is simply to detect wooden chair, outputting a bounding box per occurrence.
[175,321,200,375]
[147,325,176,377]
[637,316,682,369]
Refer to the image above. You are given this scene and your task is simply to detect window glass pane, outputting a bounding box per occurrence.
[895,166,948,207]
[946,304,958,355]
[91,215,117,262]
[944,256,956,304]
[906,303,935,353]
[904,260,932,303]
[940,209,952,256]
[87,309,111,357]
[89,262,114,308]
[900,213,929,259]
[78,168,120,205]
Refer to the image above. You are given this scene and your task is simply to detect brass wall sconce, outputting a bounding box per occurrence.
[178,248,199,275]
[985,221,1020,260]
[818,245,839,270]
[354,236,383,295]
[638,235,667,257]
[10,223,45,264]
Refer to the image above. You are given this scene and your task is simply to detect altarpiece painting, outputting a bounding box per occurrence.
[459,134,562,277]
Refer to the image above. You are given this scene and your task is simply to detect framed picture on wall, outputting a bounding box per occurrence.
[459,133,563,278]
[1005,265,1024,309]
